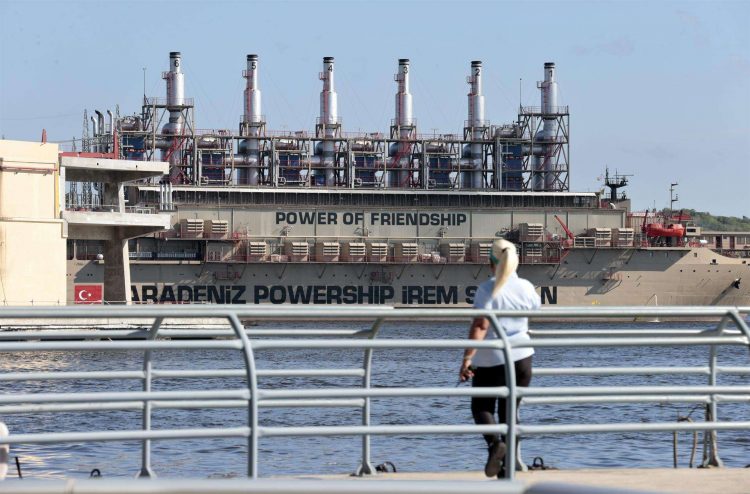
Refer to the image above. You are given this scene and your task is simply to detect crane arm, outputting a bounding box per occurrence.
[554,215,574,240]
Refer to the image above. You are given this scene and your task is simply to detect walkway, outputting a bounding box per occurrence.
[303,468,750,494]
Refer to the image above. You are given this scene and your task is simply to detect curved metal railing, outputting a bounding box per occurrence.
[0,305,747,481]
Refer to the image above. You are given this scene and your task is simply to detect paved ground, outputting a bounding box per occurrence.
[299,468,750,494]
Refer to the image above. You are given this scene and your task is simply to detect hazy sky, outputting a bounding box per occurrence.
[1,0,748,216]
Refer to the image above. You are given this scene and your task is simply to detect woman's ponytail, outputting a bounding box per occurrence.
[490,239,519,298]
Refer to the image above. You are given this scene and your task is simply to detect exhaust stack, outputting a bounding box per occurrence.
[162,52,185,136]
[389,59,414,187]
[319,57,338,126]
[465,60,485,189]
[467,61,485,127]
[244,54,262,124]
[395,59,413,127]
[318,57,338,186]
[541,62,558,127]
[239,54,263,185]
[165,51,185,108]
[90,114,99,152]
[533,62,559,191]
[161,52,186,176]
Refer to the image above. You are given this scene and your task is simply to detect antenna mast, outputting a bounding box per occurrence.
[670,182,679,211]
[81,109,90,152]
[604,167,632,203]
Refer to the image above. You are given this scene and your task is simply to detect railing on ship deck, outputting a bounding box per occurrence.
[0,305,748,482]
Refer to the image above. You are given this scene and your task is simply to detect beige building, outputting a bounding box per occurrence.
[0,140,66,305]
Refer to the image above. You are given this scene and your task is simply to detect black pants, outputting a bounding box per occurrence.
[471,355,533,446]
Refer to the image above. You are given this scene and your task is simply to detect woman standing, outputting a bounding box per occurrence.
[459,239,540,478]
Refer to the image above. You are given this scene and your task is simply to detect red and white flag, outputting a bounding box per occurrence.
[74,284,103,304]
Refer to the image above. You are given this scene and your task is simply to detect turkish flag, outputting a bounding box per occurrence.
[74,284,103,304]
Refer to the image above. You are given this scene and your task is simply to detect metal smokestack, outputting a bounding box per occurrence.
[95,110,104,137]
[244,54,262,124]
[166,51,185,107]
[161,52,186,179]
[389,59,414,187]
[239,54,262,185]
[162,51,185,136]
[533,61,559,191]
[319,57,338,186]
[466,60,485,189]
[467,61,485,127]
[395,59,413,127]
[94,110,104,153]
[541,62,558,121]
[319,56,338,126]
[90,115,99,152]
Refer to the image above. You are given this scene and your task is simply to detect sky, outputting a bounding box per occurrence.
[1,0,748,216]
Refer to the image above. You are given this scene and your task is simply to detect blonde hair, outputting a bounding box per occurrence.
[490,239,519,298]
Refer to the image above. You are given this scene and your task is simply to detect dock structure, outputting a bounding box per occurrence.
[0,140,170,305]
[60,155,170,303]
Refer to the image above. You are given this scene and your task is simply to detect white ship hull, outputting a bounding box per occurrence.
[68,247,750,307]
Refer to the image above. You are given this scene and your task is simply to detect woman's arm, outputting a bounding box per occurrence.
[459,317,490,381]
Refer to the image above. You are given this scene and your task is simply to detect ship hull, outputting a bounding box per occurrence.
[68,247,750,307]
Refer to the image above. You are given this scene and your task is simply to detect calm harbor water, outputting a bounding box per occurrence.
[3,320,749,479]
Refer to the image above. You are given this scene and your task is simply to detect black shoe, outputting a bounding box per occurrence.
[484,440,506,478]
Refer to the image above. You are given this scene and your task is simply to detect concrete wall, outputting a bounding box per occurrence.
[0,140,66,305]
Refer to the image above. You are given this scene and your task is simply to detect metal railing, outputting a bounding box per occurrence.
[64,203,157,214]
[0,305,748,482]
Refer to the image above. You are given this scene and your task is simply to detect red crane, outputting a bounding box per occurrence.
[554,215,574,248]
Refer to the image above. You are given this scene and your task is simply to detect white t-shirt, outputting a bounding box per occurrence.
[471,272,540,366]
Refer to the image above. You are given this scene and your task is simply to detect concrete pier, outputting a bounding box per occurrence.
[60,155,170,304]
[301,468,750,494]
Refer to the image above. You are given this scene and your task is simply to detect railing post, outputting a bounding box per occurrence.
[727,309,750,353]
[702,314,727,468]
[138,316,163,478]
[488,313,517,480]
[355,317,383,476]
[228,312,259,479]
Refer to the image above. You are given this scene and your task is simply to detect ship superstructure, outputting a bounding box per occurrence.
[65,53,750,306]
[79,53,569,192]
